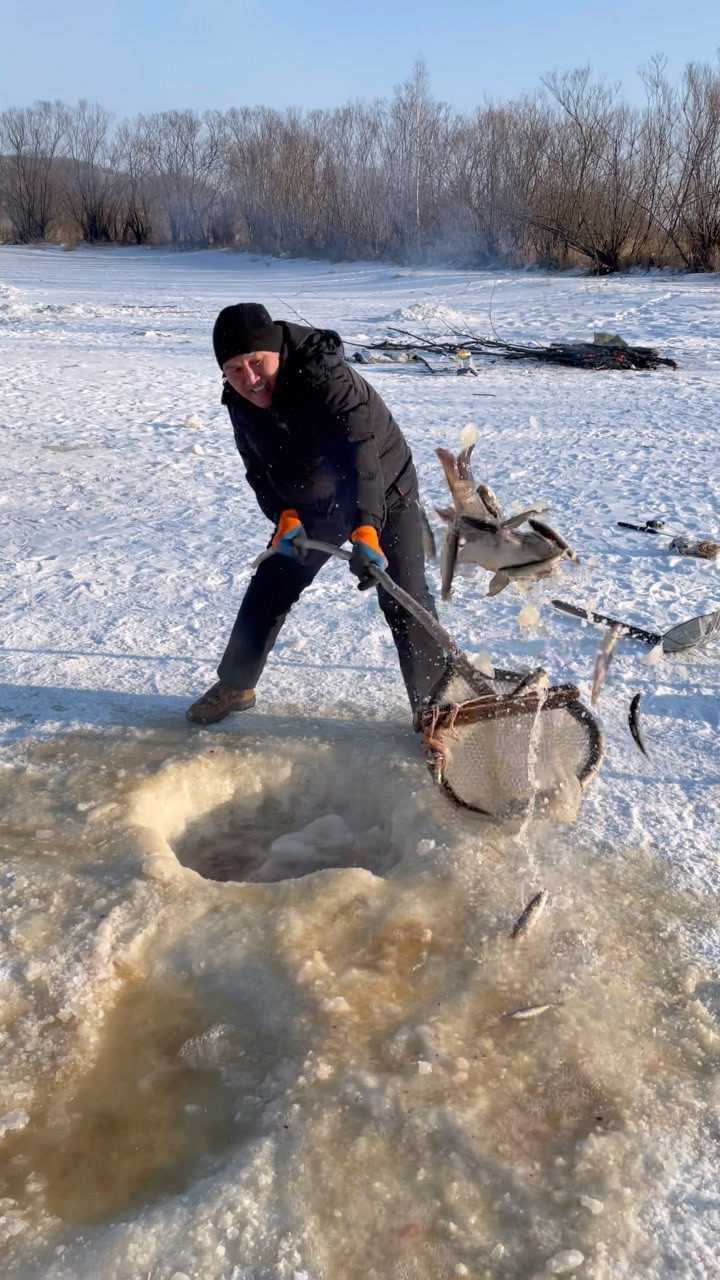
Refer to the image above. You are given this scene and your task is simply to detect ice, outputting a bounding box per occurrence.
[546,1249,586,1274]
[458,423,479,448]
[1,247,719,1277]
[0,1111,29,1138]
[270,813,355,856]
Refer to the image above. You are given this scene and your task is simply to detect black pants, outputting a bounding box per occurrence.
[217,494,448,713]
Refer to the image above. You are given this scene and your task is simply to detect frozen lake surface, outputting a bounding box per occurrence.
[1,246,719,1278]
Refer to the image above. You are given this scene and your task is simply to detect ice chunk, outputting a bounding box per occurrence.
[179,1025,238,1070]
[0,1110,29,1139]
[271,814,354,858]
[579,1195,604,1215]
[517,602,541,631]
[547,1250,585,1274]
[474,649,495,677]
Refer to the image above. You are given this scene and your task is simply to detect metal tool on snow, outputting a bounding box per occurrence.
[552,599,720,656]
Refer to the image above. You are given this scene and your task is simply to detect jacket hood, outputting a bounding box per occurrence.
[278,321,344,361]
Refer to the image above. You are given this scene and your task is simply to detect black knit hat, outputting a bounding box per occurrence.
[212,303,283,367]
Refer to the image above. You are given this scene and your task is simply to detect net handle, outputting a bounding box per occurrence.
[258,536,494,695]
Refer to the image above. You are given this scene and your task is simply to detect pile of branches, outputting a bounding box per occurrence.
[360,327,677,372]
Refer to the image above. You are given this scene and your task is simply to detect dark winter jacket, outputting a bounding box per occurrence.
[222,322,415,531]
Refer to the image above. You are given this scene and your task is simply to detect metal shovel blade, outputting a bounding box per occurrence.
[661,609,720,654]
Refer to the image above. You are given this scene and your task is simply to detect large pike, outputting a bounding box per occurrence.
[435,445,578,598]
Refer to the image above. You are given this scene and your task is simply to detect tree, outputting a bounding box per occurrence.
[0,100,68,241]
[63,101,122,242]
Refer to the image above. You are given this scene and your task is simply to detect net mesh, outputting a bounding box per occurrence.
[426,668,601,822]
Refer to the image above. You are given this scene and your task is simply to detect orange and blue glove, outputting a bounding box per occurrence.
[271,509,306,558]
[349,525,387,590]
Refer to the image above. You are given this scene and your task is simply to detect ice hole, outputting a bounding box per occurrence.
[174,796,399,883]
[128,730,418,885]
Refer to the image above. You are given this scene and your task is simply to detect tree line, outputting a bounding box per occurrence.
[2,59,720,273]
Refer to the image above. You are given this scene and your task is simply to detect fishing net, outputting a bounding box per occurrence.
[261,537,603,825]
[420,665,602,823]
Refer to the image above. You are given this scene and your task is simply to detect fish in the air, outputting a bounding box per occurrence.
[628,692,648,756]
[434,444,578,599]
[591,624,623,705]
[418,504,437,560]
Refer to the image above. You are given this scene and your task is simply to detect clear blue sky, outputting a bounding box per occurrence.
[2,0,718,115]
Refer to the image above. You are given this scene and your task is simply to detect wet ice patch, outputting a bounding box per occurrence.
[1,726,719,1278]
[0,980,236,1228]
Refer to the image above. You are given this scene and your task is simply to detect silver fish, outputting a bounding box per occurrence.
[527,517,580,563]
[669,535,719,560]
[487,551,565,597]
[435,444,576,599]
[505,1003,553,1020]
[419,505,437,560]
[440,526,461,599]
[511,888,549,940]
[628,692,648,756]
[501,506,547,530]
[591,624,623,705]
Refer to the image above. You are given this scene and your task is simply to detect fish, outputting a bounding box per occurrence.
[669,535,720,561]
[628,692,648,756]
[486,552,565,597]
[504,1003,554,1020]
[501,506,549,530]
[591,624,623,705]
[435,444,577,599]
[440,526,460,599]
[511,888,549,939]
[418,505,437,560]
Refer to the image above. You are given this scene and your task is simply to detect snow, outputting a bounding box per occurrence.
[1,245,719,1278]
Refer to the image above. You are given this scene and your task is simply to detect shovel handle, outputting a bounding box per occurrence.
[551,599,663,647]
[254,536,494,696]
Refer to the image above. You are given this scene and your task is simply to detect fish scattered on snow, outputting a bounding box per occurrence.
[669,535,720,561]
[628,692,649,756]
[591,624,623,705]
[504,1002,554,1020]
[434,443,578,599]
[511,888,549,940]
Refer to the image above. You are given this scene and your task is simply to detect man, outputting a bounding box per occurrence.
[187,303,448,725]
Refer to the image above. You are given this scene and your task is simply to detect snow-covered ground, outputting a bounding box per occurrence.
[1,246,719,1278]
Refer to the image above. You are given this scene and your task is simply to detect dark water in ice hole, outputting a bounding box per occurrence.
[174,791,402,883]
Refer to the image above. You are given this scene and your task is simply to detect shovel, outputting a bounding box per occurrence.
[552,599,720,656]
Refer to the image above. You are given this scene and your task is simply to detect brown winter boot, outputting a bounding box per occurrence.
[186,681,256,725]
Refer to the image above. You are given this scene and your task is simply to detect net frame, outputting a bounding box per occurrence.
[420,662,603,818]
